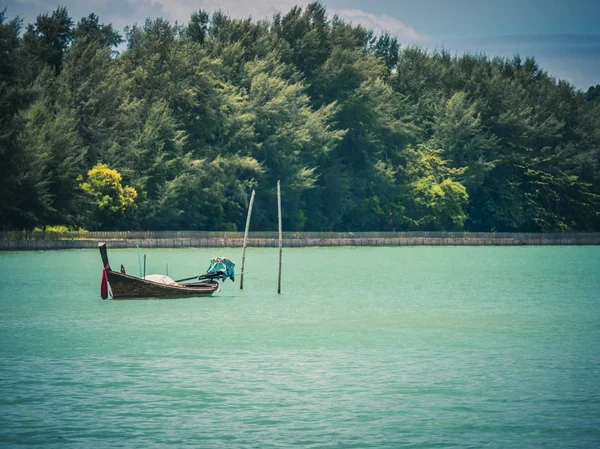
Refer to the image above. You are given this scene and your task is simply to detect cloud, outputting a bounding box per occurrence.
[131,1,430,44]
[145,0,307,22]
[11,0,428,44]
[333,9,429,43]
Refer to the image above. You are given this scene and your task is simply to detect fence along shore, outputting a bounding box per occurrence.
[1,231,599,250]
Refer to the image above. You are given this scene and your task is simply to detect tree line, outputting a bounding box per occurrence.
[1,3,599,232]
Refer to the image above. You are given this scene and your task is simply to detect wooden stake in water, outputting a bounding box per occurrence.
[277,180,283,294]
[137,244,142,277]
[240,189,256,290]
[143,254,146,279]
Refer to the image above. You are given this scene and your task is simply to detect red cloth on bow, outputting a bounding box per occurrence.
[101,264,109,299]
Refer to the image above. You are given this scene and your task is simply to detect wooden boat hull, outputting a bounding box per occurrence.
[107,270,219,299]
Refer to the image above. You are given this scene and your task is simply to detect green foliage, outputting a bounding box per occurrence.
[586,85,600,104]
[17,69,87,228]
[0,10,35,230]
[74,13,122,49]
[431,92,497,188]
[186,10,209,44]
[153,156,262,231]
[1,3,599,232]
[22,6,73,77]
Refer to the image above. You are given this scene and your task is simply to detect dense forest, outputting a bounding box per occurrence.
[1,3,599,232]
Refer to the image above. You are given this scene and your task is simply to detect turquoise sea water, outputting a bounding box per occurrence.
[0,246,599,448]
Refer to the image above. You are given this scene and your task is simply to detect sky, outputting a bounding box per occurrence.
[5,0,600,90]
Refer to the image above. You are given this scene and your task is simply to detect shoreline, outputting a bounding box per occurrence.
[1,232,599,250]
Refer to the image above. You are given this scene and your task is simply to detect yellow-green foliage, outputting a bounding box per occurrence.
[79,163,137,213]
[33,225,88,233]
[406,145,469,230]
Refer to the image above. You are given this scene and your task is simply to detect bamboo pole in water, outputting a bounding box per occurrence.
[240,189,256,290]
[277,181,282,294]
[137,244,142,277]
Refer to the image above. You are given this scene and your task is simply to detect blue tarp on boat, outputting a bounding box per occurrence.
[207,257,235,282]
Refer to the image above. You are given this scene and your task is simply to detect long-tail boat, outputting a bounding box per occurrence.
[98,242,235,299]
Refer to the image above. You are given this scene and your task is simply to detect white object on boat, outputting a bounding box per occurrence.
[144,274,178,285]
